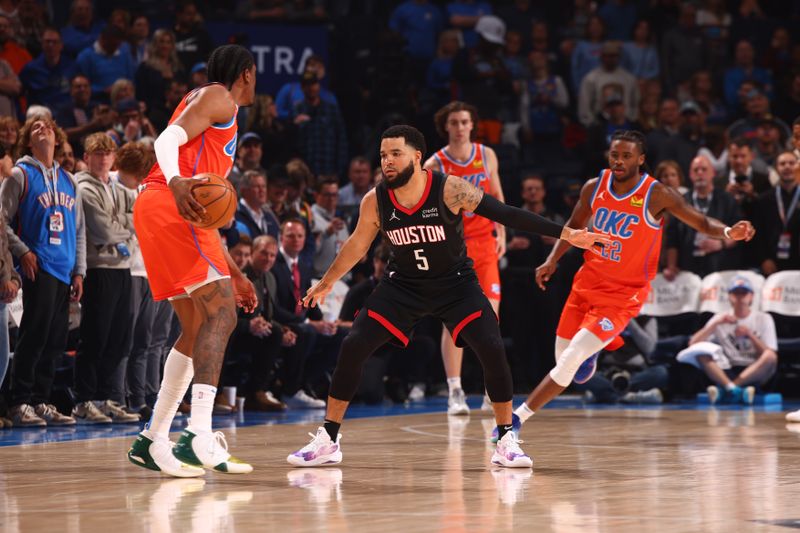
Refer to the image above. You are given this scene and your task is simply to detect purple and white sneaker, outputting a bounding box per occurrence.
[287,427,343,467]
[491,431,533,468]
[572,352,600,384]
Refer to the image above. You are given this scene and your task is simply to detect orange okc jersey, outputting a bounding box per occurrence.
[143,83,238,185]
[433,143,494,239]
[135,83,238,301]
[585,169,663,286]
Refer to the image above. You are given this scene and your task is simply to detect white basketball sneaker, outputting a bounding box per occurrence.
[492,431,533,468]
[287,427,343,467]
[787,409,800,423]
[127,431,205,477]
[447,388,470,416]
[172,428,253,474]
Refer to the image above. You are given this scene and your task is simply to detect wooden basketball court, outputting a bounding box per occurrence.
[2,404,799,532]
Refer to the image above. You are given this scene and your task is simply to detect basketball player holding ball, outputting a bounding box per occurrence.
[127,45,257,477]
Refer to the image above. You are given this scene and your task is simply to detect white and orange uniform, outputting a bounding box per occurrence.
[433,143,501,300]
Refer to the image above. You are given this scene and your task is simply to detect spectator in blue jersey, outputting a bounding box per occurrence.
[389,0,444,63]
[60,0,104,58]
[445,1,492,49]
[19,27,77,109]
[76,24,135,98]
[274,55,337,121]
[0,116,85,427]
[424,29,460,110]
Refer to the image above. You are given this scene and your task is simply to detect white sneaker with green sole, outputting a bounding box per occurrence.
[128,431,205,478]
[172,428,253,474]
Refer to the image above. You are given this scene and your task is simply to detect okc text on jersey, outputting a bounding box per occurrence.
[593,207,640,238]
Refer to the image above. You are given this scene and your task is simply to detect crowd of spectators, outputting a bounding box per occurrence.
[1,0,800,426]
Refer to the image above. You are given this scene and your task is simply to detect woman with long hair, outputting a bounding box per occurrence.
[134,28,185,114]
[245,94,294,167]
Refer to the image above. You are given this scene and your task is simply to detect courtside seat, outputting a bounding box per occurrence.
[640,272,702,361]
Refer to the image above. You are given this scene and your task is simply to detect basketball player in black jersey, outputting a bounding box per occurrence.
[287,125,611,468]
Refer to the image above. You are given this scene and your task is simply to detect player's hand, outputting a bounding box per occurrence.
[0,279,19,303]
[535,260,558,291]
[726,221,755,242]
[169,176,208,224]
[303,279,332,308]
[232,274,257,313]
[20,251,38,281]
[563,227,614,250]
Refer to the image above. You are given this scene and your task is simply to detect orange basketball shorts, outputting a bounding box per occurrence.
[134,183,229,301]
[466,234,500,301]
[556,267,649,342]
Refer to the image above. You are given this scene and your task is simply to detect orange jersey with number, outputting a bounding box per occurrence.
[584,169,663,287]
[142,83,238,185]
[433,143,494,239]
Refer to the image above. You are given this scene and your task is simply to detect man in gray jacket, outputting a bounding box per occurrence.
[72,132,139,424]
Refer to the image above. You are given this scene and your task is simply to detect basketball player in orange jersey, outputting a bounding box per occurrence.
[127,45,258,477]
[499,130,755,447]
[425,101,504,415]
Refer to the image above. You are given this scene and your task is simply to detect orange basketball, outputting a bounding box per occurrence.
[191,172,237,229]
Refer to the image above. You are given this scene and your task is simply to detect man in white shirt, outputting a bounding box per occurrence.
[577,41,640,127]
[677,276,778,404]
[311,179,350,278]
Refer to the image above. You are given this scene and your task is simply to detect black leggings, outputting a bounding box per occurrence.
[329,308,513,403]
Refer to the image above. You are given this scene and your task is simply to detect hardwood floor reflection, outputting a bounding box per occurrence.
[1,408,799,532]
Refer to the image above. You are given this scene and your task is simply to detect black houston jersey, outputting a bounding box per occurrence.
[375,169,472,279]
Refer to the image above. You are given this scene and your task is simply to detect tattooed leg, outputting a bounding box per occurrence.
[188,279,237,385]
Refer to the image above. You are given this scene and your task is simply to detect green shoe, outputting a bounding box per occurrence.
[173,428,253,474]
[128,432,205,477]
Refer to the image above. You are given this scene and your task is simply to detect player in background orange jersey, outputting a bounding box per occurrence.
[127,45,257,477]
[506,130,754,448]
[425,101,505,415]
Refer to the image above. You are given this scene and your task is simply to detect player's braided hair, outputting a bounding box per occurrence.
[207,45,255,90]
[610,130,651,174]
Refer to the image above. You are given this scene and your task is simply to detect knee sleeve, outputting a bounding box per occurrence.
[549,329,609,387]
[328,311,394,402]
[457,312,513,403]
[554,336,570,363]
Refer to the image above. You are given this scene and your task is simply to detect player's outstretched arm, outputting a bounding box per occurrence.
[443,174,612,249]
[303,190,381,308]
[651,182,755,241]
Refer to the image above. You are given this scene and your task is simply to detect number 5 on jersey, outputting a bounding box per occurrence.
[414,248,429,270]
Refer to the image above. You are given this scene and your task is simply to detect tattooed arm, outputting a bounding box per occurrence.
[303,189,381,307]
[443,174,612,248]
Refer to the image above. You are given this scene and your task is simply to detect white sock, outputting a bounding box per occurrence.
[514,403,535,424]
[189,383,216,432]
[447,377,462,394]
[145,348,193,440]
[725,383,737,391]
